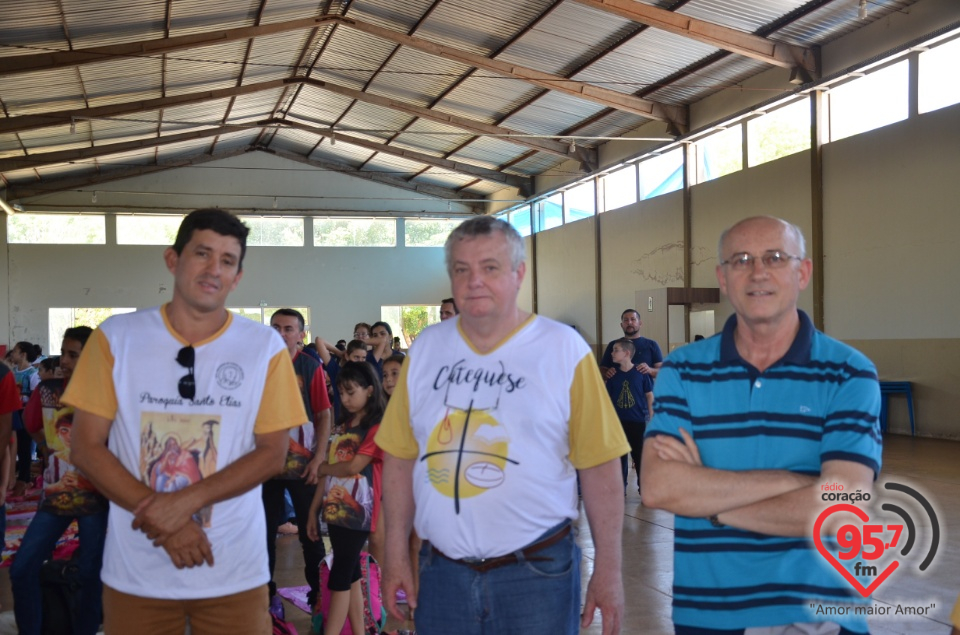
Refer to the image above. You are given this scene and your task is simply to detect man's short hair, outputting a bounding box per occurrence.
[717,216,807,260]
[172,209,250,270]
[371,321,393,337]
[614,338,636,356]
[621,309,640,321]
[444,216,525,273]
[346,339,367,354]
[271,308,305,331]
[441,298,458,314]
[63,326,93,347]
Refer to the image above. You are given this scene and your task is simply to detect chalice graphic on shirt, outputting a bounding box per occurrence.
[422,361,518,514]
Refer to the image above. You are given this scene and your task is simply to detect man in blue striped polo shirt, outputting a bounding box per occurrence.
[642,216,882,635]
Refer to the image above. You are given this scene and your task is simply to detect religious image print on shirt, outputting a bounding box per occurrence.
[424,359,521,513]
[140,412,220,527]
[322,426,374,531]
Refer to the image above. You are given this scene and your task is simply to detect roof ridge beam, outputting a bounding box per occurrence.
[570,0,817,73]
[334,17,685,126]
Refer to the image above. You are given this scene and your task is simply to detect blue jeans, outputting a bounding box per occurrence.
[10,508,108,635]
[416,521,581,635]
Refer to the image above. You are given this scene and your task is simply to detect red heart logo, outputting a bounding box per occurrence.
[813,503,899,598]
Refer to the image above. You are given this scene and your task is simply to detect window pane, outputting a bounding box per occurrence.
[49,307,135,350]
[747,99,811,167]
[405,218,462,247]
[509,206,532,237]
[382,305,440,348]
[534,195,563,232]
[7,214,105,244]
[565,181,595,221]
[239,216,304,247]
[600,165,637,212]
[313,218,396,247]
[639,149,683,200]
[829,61,908,142]
[919,37,960,114]
[696,124,742,182]
[229,307,264,323]
[116,214,184,245]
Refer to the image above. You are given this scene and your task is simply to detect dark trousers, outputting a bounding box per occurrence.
[262,478,325,605]
[13,411,34,483]
[620,420,646,492]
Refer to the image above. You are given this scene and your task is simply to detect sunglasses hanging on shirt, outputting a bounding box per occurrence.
[176,345,196,400]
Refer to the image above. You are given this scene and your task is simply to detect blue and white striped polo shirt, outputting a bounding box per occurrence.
[646,310,881,634]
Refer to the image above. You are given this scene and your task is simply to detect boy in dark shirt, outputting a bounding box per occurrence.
[605,338,654,496]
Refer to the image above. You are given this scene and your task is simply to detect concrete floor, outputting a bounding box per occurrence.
[0,434,956,634]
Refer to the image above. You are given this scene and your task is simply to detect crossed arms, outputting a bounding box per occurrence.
[72,408,288,568]
[641,428,875,537]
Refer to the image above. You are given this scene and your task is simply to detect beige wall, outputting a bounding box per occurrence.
[534,219,598,346]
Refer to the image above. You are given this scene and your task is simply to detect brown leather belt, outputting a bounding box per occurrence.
[431,524,571,573]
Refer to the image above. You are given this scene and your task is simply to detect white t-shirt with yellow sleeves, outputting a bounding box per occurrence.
[62,305,307,600]
[376,314,628,560]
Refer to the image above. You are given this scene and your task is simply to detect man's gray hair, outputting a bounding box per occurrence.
[444,216,526,273]
[717,216,807,260]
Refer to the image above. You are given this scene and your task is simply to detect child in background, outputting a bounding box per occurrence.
[307,362,385,635]
[37,357,59,382]
[605,338,654,496]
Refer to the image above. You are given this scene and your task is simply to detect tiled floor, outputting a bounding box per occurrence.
[0,434,956,634]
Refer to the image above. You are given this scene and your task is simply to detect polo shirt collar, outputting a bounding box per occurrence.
[720,309,814,366]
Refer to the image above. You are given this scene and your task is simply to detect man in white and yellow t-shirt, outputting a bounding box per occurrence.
[66,209,307,635]
[376,216,630,635]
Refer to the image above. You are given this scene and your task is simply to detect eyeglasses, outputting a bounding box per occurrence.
[720,250,801,271]
[176,345,196,400]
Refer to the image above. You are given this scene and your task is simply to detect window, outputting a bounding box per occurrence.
[116,214,184,245]
[600,165,637,212]
[381,305,441,348]
[747,99,811,167]
[638,149,683,200]
[229,307,312,341]
[49,307,135,350]
[829,61,908,142]
[8,214,105,244]
[404,218,462,247]
[696,124,742,182]
[239,216,304,247]
[313,218,396,247]
[564,181,595,222]
[919,37,960,114]
[509,206,532,237]
[534,194,563,232]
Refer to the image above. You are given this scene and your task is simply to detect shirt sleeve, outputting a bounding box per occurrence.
[650,340,664,365]
[310,366,331,416]
[254,349,310,435]
[0,371,20,415]
[374,354,419,460]
[568,353,630,469]
[644,360,687,441]
[23,389,43,435]
[358,424,384,462]
[61,329,119,420]
[28,372,41,392]
[819,357,883,477]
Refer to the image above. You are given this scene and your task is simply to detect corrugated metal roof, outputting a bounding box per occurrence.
[0,0,934,211]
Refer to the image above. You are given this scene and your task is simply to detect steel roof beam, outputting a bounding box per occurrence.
[277,119,531,194]
[570,0,817,73]
[336,17,685,126]
[0,16,339,77]
[263,148,486,213]
[5,147,250,201]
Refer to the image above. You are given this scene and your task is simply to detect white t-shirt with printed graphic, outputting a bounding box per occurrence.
[376,314,628,560]
[63,306,307,600]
